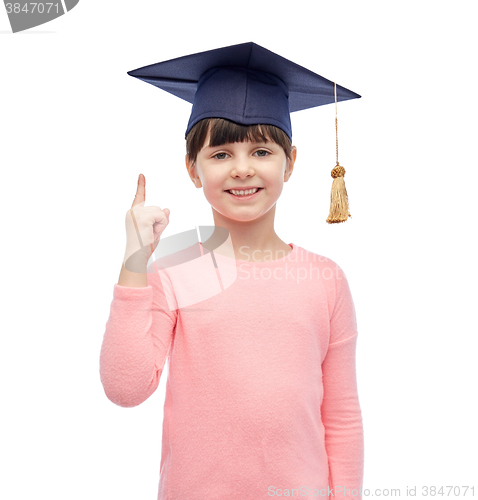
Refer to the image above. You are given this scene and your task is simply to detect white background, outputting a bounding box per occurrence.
[1,1,477,499]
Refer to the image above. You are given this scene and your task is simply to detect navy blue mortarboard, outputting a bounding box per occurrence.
[127,41,360,142]
[127,42,361,224]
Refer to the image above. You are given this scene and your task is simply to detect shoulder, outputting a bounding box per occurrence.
[293,244,347,278]
[292,245,354,312]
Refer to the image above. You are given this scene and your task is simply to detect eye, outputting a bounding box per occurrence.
[213,152,229,160]
[254,149,270,157]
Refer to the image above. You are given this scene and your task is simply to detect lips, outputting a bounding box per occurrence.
[225,188,264,200]
[225,188,263,194]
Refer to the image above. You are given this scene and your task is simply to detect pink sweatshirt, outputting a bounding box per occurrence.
[99,242,364,499]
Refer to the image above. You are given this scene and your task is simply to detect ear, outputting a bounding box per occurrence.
[185,154,202,188]
[285,146,297,182]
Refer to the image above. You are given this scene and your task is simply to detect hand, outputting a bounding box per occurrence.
[123,174,170,271]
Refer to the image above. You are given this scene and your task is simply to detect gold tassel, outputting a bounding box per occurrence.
[326,164,351,223]
[326,82,351,224]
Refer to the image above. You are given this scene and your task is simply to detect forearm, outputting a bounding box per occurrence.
[100,284,161,407]
[322,334,364,498]
[118,261,148,287]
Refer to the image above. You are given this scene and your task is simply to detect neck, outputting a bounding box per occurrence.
[204,205,290,261]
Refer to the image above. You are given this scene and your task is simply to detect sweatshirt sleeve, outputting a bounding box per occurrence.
[99,264,178,408]
[321,263,364,498]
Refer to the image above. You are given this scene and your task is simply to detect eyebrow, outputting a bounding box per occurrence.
[205,140,271,149]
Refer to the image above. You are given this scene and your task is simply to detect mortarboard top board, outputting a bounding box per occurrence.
[127,41,360,142]
[127,42,361,224]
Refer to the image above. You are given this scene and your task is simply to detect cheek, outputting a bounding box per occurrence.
[265,172,286,191]
[202,178,221,194]
[201,179,225,203]
[201,171,224,191]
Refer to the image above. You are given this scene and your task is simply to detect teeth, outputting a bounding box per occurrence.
[230,188,259,196]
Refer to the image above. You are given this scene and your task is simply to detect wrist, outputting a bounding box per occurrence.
[123,247,151,273]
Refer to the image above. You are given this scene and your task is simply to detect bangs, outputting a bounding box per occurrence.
[208,119,272,147]
[186,118,292,163]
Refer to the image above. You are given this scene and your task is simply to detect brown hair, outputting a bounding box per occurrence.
[186,118,292,164]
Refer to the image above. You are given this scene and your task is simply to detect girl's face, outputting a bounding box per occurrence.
[186,131,297,223]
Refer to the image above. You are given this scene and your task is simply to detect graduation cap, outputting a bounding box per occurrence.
[127,42,360,224]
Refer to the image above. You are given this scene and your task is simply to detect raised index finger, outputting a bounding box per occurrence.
[132,173,146,208]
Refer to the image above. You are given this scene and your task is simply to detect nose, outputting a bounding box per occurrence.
[230,154,255,179]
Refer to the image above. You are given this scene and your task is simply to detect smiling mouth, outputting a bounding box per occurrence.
[225,188,264,196]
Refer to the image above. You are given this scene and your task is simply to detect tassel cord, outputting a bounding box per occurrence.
[326,82,351,224]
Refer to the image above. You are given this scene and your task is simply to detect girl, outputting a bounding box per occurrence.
[100,42,364,500]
